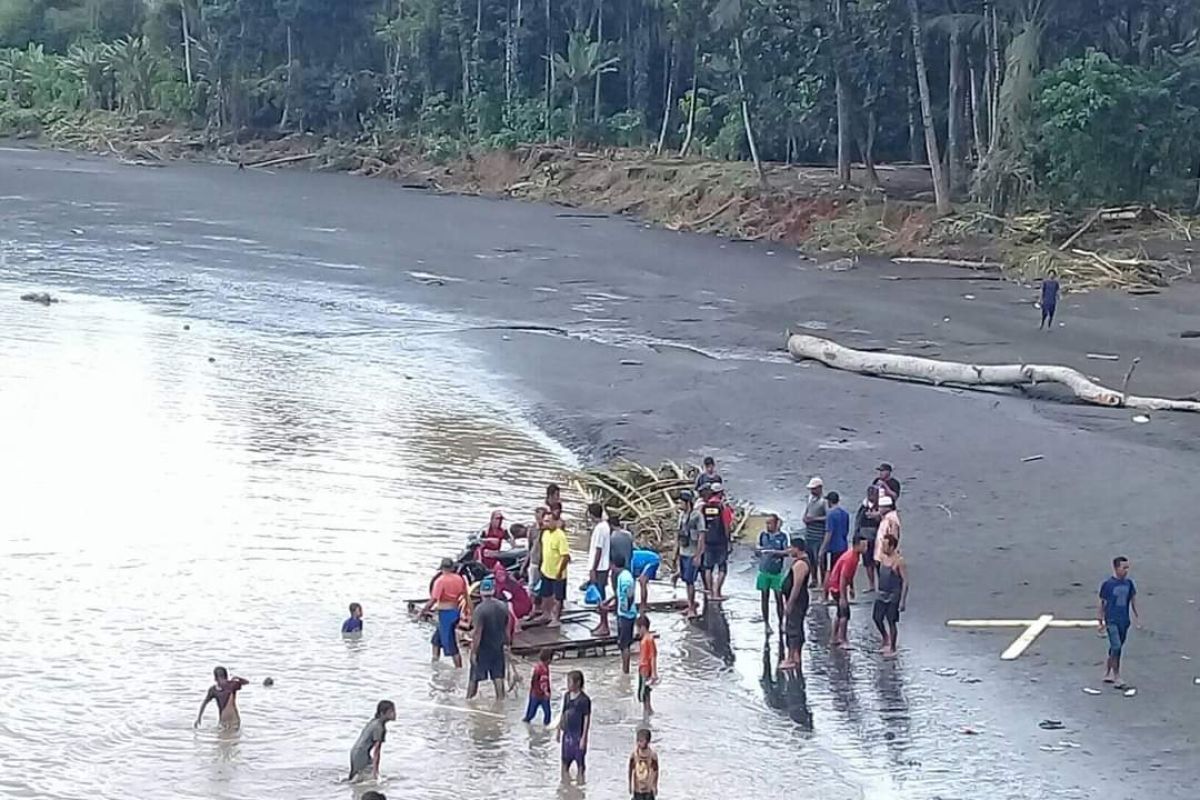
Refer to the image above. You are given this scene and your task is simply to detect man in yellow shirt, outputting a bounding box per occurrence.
[538,512,571,627]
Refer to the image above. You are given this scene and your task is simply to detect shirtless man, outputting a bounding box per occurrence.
[195,666,250,729]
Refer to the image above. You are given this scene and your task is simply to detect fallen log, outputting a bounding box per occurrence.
[786,333,1200,412]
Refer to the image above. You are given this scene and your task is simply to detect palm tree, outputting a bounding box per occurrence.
[906,0,952,214]
[552,31,619,144]
[65,42,115,110]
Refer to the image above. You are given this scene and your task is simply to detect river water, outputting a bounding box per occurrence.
[0,155,1088,800]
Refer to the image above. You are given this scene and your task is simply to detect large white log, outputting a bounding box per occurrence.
[787,334,1200,413]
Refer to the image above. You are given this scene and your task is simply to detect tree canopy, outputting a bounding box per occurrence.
[1,0,1198,209]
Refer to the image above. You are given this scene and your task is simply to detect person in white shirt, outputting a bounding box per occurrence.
[587,502,613,636]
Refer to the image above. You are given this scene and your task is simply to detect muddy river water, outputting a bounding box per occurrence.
[0,148,1112,800]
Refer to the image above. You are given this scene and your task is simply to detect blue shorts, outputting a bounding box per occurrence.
[1106,621,1130,657]
[523,695,552,724]
[434,608,460,655]
[678,555,698,585]
[561,734,587,769]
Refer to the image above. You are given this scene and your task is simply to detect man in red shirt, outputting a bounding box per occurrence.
[827,537,868,650]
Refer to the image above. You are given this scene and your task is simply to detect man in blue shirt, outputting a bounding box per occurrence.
[342,602,364,634]
[819,493,851,597]
[755,514,790,632]
[1098,556,1139,686]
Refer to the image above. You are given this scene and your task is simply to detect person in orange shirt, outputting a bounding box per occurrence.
[421,557,469,668]
[636,615,658,716]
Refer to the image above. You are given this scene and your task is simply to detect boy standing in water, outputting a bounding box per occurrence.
[636,615,658,715]
[342,602,364,634]
[557,670,592,783]
[194,666,249,729]
[628,727,660,800]
[523,648,554,724]
[349,700,396,782]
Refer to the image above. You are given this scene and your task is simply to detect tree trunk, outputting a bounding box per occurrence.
[459,0,472,106]
[906,0,952,214]
[280,23,293,132]
[904,35,922,162]
[787,334,1200,412]
[655,43,673,155]
[987,0,1002,156]
[947,23,964,193]
[593,0,603,124]
[854,109,880,190]
[968,59,984,164]
[545,0,553,141]
[571,84,580,144]
[680,43,698,156]
[180,0,193,87]
[733,36,767,188]
[505,0,514,109]
[833,0,851,183]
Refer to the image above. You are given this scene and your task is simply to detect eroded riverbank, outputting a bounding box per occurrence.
[3,145,1198,799]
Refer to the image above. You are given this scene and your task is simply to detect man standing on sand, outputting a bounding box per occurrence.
[1099,556,1140,687]
[873,533,908,656]
[819,492,850,598]
[195,666,249,729]
[696,483,731,600]
[588,502,613,636]
[755,513,790,632]
[1039,274,1060,330]
[874,463,901,504]
[780,543,811,669]
[674,490,703,617]
[538,512,570,627]
[827,538,867,649]
[467,577,510,700]
[874,495,900,562]
[803,477,827,581]
[855,486,882,592]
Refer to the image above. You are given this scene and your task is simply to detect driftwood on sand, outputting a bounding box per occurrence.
[787,333,1200,413]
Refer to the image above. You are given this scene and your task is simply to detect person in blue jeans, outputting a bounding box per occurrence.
[1098,556,1140,686]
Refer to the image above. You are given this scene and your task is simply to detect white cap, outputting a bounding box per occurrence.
[806,476,823,489]
[709,481,724,493]
[878,495,894,508]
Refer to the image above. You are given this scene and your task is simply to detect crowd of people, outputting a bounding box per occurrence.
[189,454,1144,799]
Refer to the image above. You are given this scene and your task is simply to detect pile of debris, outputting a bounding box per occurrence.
[570,460,753,560]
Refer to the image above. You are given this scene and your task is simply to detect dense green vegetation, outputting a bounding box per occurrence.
[2,0,1199,211]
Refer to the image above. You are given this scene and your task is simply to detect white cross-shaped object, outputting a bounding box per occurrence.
[946,614,1099,660]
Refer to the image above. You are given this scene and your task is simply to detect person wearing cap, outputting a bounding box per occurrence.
[695,483,731,600]
[803,477,828,582]
[695,456,722,492]
[854,485,882,592]
[874,463,901,503]
[674,491,703,618]
[874,494,901,563]
[422,557,470,668]
[467,576,510,699]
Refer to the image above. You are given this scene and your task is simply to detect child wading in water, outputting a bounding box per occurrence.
[348,700,396,782]
[628,727,660,800]
[636,615,658,715]
[522,648,554,724]
[557,670,592,782]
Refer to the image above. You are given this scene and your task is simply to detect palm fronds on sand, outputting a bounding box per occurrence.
[570,460,754,559]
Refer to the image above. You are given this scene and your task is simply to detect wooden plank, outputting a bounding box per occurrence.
[1001,614,1054,660]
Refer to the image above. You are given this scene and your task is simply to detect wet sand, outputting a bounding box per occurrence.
[4,144,1199,798]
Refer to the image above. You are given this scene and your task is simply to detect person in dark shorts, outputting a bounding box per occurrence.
[628,727,659,800]
[855,486,882,591]
[1099,556,1139,686]
[467,577,510,699]
[803,477,827,580]
[696,483,731,599]
[1039,275,1060,329]
[348,699,396,782]
[780,543,811,670]
[673,491,703,618]
[608,511,635,595]
[361,792,386,800]
[611,553,639,673]
[558,670,592,782]
[819,492,850,598]
[827,538,866,649]
[872,533,908,656]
